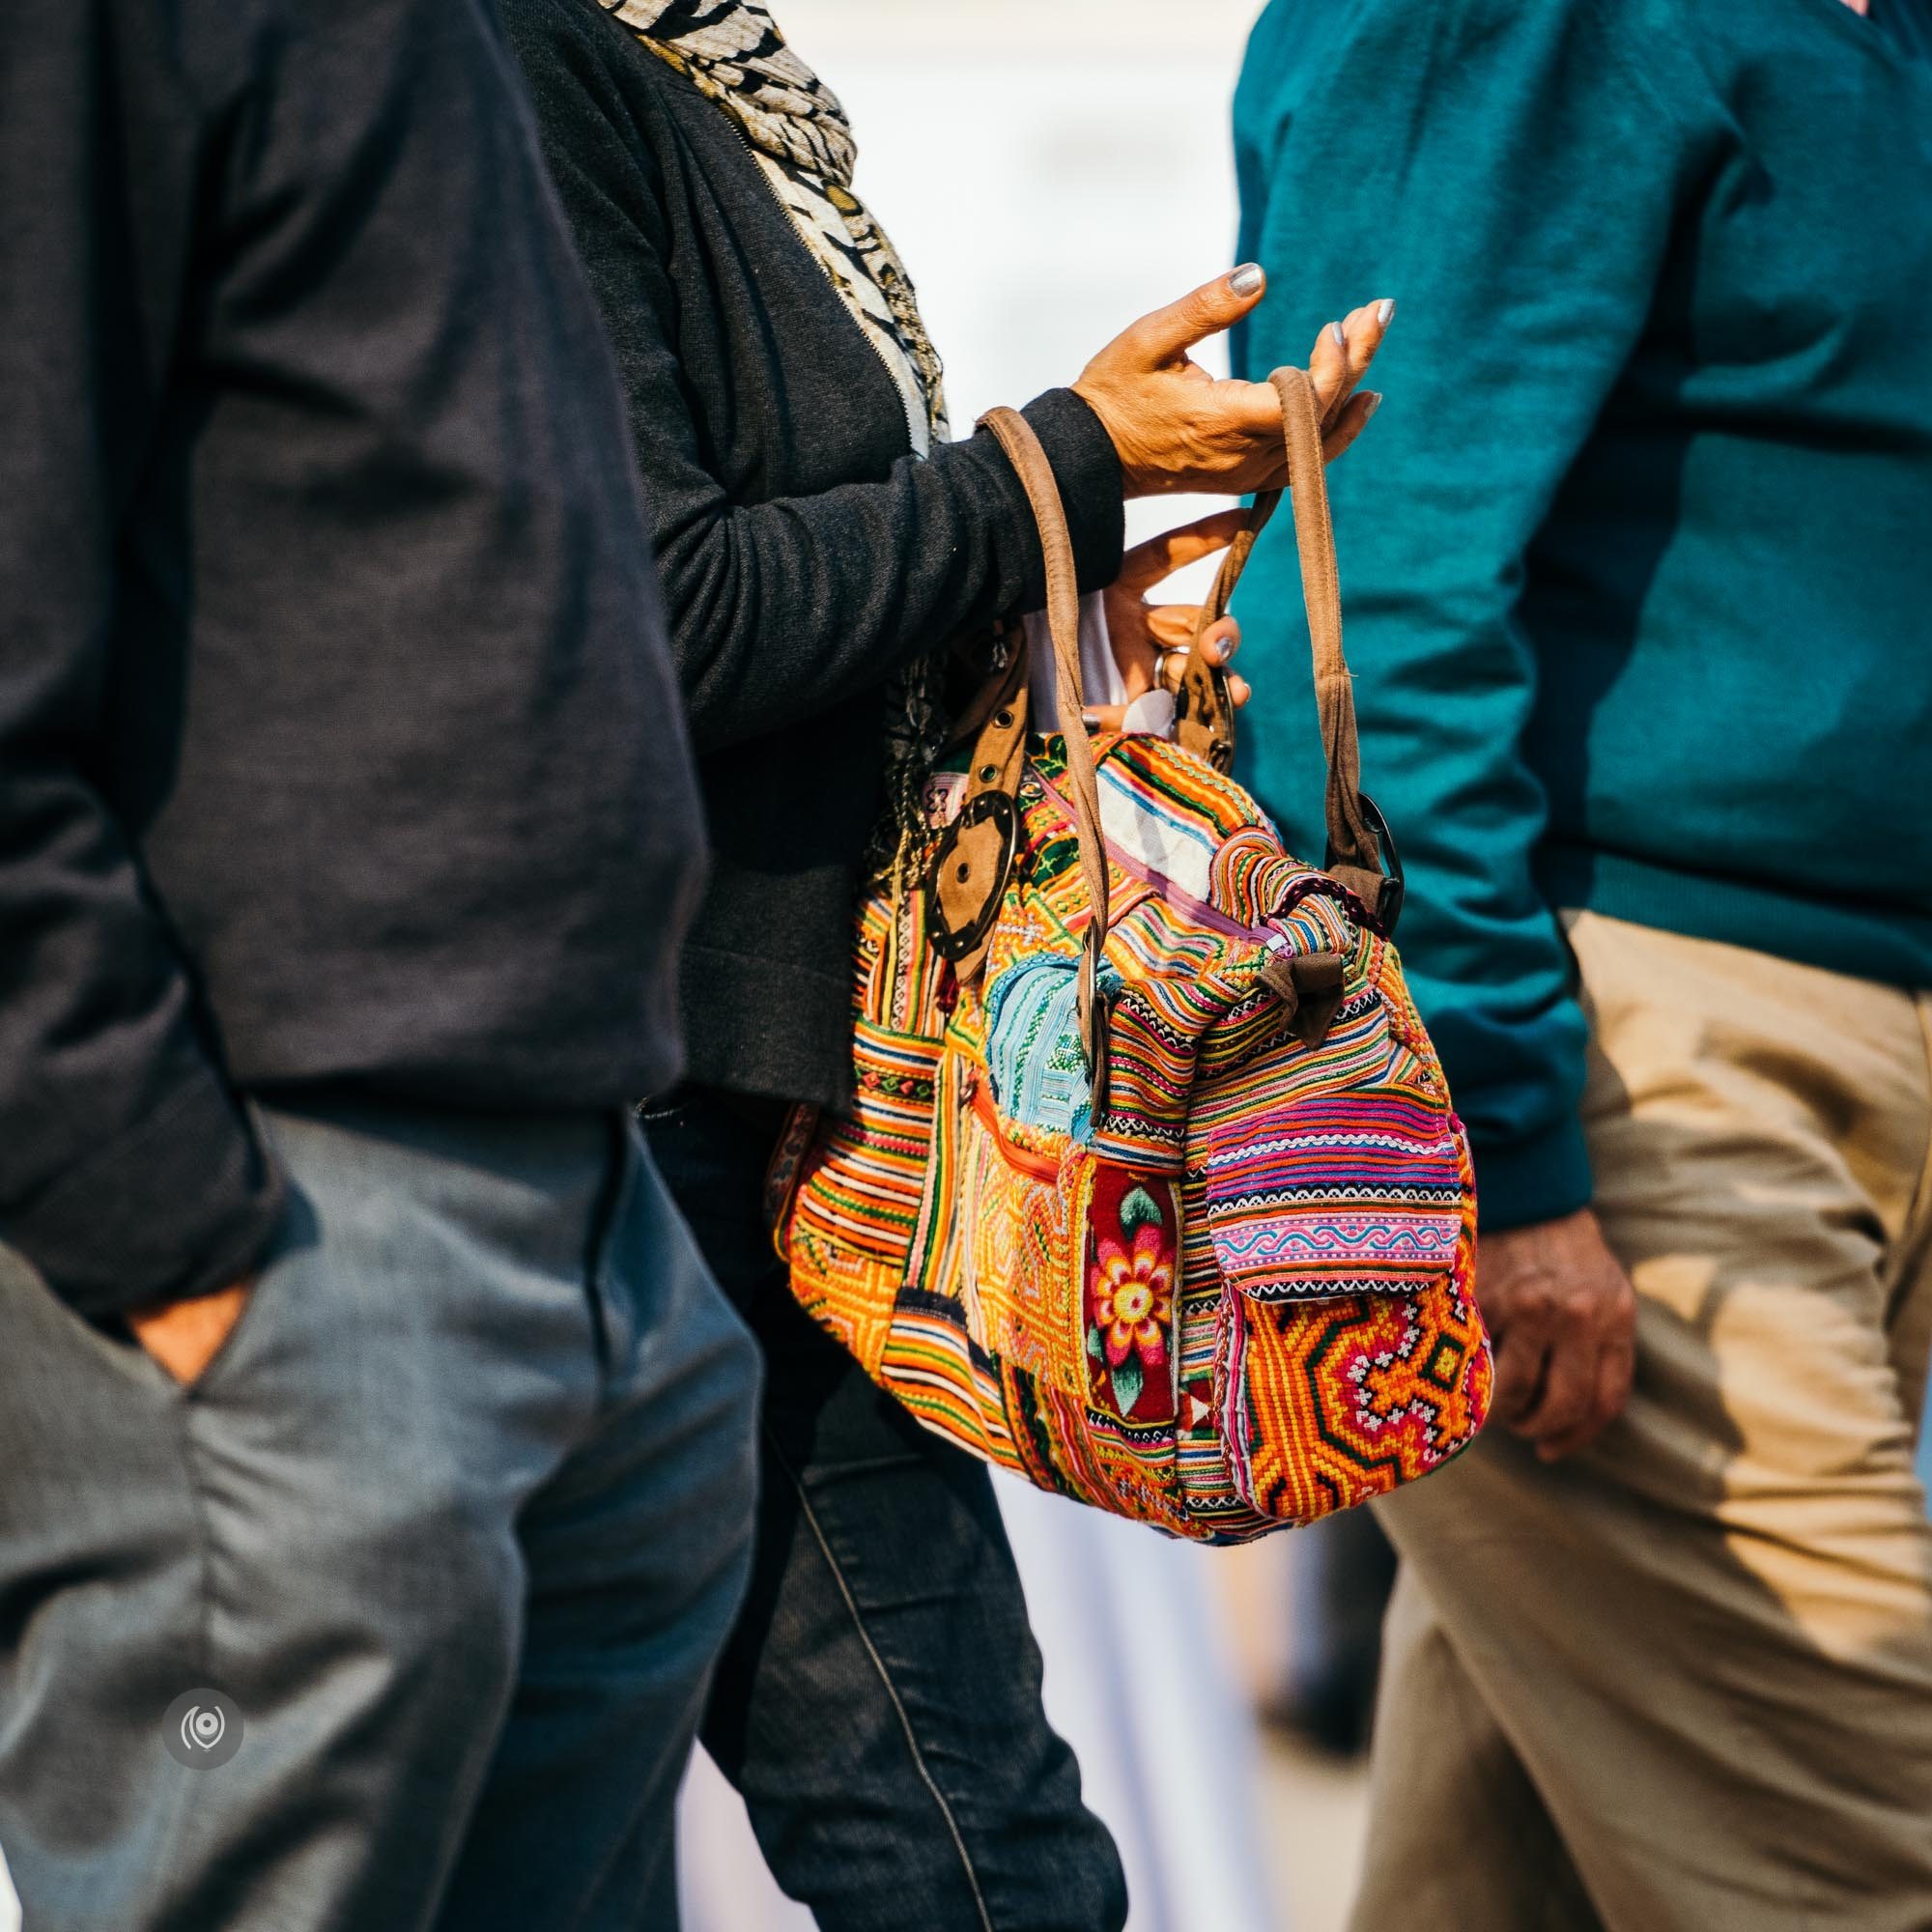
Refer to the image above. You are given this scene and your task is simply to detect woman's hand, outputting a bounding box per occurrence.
[1072,267,1392,499]
[1086,512,1253,731]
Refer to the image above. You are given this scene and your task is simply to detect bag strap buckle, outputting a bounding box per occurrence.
[1326,789,1405,934]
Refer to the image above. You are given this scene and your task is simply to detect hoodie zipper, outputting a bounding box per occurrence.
[728,120,925,456]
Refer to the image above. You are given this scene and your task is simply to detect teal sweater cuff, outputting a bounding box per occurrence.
[1470,1116,1594,1235]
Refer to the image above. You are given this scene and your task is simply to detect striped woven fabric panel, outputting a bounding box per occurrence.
[1202,1082,1466,1300]
[784,886,946,1369]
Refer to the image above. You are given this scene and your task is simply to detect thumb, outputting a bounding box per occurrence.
[1119,507,1251,592]
[1122,264,1267,367]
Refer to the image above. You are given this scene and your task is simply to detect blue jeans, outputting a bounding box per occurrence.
[0,1099,759,1932]
[645,1090,1128,1932]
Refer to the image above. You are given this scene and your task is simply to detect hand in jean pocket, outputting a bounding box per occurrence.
[126,1279,254,1386]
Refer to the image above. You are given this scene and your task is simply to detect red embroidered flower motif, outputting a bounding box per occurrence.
[1089,1224,1174,1372]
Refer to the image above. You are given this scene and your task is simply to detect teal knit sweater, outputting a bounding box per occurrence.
[1232,0,1932,1231]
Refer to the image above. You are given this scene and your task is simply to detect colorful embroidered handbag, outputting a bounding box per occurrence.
[775,367,1492,1543]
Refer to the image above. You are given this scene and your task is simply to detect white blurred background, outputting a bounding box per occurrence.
[677,6,1378,1931]
[783,0,1306,580]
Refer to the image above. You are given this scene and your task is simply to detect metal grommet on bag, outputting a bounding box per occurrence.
[925,790,1019,964]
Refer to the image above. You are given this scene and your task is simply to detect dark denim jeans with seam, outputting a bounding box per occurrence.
[645,1088,1128,1932]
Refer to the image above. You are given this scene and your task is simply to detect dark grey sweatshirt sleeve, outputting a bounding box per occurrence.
[0,9,284,1315]
[510,11,1126,753]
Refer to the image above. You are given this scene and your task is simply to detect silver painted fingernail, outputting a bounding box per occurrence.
[1364,391,1383,419]
[1230,263,1264,298]
[1377,298,1396,326]
[1329,321,1346,349]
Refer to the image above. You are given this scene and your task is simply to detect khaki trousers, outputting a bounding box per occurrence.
[1350,911,1932,1932]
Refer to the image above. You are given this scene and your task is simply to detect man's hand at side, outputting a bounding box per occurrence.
[1478,1208,1635,1462]
[127,1281,254,1386]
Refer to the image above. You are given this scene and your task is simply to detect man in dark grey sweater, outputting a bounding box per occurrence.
[0,5,757,1928]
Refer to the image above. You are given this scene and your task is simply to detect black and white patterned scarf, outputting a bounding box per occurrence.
[600,1,952,871]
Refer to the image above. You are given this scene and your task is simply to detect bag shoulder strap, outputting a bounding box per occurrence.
[973,407,1112,1090]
